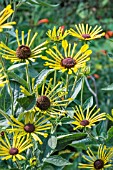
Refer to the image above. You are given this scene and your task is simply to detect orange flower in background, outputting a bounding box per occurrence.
[59,25,65,34]
[38,18,49,24]
[100,50,107,55]
[93,74,100,79]
[87,74,100,79]
[105,30,113,39]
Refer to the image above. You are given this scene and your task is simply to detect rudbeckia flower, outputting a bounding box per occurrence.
[79,145,113,169]
[69,24,105,41]
[0,4,16,32]
[0,133,32,161]
[7,112,52,144]
[20,78,72,117]
[46,26,68,42]
[72,105,106,130]
[29,157,37,166]
[0,68,8,87]
[0,29,47,63]
[41,40,92,74]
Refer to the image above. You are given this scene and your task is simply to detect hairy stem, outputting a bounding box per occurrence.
[65,73,69,98]
[15,160,22,170]
[81,76,85,106]
[54,70,57,86]
[85,77,99,108]
[26,64,31,92]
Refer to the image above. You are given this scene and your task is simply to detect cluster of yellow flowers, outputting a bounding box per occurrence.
[0,4,113,170]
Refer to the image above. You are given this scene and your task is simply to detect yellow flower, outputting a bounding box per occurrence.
[7,112,52,144]
[34,79,71,117]
[0,29,47,63]
[29,157,37,166]
[72,105,106,130]
[79,145,113,169]
[0,133,32,162]
[106,109,113,122]
[41,40,92,74]
[0,4,16,32]
[0,68,8,87]
[20,79,72,117]
[69,24,105,41]
[46,26,68,42]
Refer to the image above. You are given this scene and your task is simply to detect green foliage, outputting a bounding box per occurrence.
[17,94,36,111]
[0,0,113,169]
[44,155,72,166]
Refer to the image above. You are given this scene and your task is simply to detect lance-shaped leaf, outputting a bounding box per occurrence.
[56,133,87,151]
[44,155,72,166]
[7,72,28,89]
[17,93,36,111]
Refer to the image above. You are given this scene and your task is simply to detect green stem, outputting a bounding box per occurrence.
[65,73,69,98]
[0,109,12,123]
[53,70,57,86]
[51,118,59,134]
[10,0,12,5]
[11,0,16,22]
[81,76,85,106]
[0,57,14,115]
[85,128,98,143]
[71,76,77,96]
[26,64,31,92]
[15,160,22,170]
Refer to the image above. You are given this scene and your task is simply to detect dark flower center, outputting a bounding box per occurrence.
[9,148,18,155]
[32,158,36,163]
[80,120,89,126]
[82,34,91,39]
[0,131,4,136]
[61,57,76,68]
[16,45,31,59]
[94,159,104,169]
[56,36,59,39]
[24,123,35,133]
[36,95,51,110]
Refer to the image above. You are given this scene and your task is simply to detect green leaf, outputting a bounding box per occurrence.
[0,86,11,111]
[83,96,93,111]
[17,93,36,111]
[42,165,54,170]
[26,0,59,7]
[8,63,26,71]
[0,109,12,123]
[70,138,96,149]
[48,136,57,149]
[108,39,113,43]
[101,0,109,7]
[69,79,82,103]
[44,155,72,166]
[39,135,53,160]
[56,133,87,151]
[35,69,54,87]
[18,112,25,121]
[101,83,113,91]
[7,72,28,89]
[5,30,16,37]
[37,0,59,7]
[106,126,113,146]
